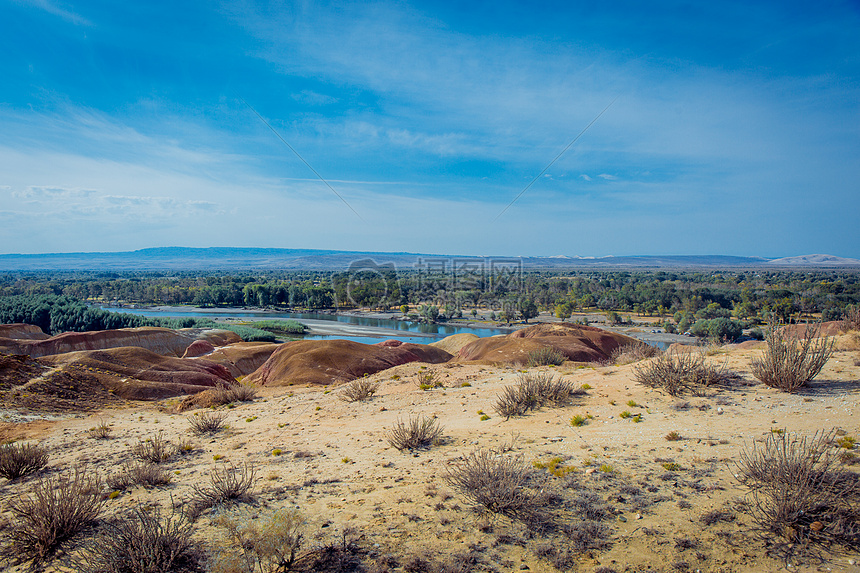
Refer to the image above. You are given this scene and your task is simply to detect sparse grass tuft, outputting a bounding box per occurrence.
[416,369,442,390]
[87,419,112,439]
[570,414,587,427]
[0,441,49,481]
[339,377,379,402]
[836,436,856,449]
[665,431,683,442]
[387,415,444,451]
[4,467,103,562]
[751,321,834,393]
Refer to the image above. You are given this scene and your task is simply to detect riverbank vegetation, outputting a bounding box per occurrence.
[1,269,859,339]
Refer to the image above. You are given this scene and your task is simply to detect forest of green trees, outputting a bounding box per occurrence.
[0,293,281,341]
[1,269,858,341]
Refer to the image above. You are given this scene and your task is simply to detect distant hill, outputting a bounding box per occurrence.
[0,247,858,271]
[766,254,860,266]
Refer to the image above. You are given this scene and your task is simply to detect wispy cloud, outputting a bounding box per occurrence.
[11,0,91,26]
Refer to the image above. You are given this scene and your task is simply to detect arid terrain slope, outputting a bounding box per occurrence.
[0,327,858,573]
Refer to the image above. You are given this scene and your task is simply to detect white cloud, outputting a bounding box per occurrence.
[598,174,618,180]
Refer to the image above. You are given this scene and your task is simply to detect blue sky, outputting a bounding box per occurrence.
[1,0,858,257]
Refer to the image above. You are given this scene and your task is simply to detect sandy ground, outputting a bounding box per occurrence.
[1,339,859,573]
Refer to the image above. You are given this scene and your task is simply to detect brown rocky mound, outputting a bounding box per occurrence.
[182,339,216,358]
[0,352,49,389]
[246,339,452,387]
[457,323,636,364]
[0,323,50,340]
[196,341,281,378]
[39,347,236,400]
[0,325,240,358]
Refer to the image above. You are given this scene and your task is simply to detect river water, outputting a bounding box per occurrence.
[100,306,681,349]
[100,306,512,344]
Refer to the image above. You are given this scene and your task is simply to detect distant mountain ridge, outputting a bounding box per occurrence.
[0,247,858,271]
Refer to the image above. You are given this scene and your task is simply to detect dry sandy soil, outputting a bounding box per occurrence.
[1,336,859,573]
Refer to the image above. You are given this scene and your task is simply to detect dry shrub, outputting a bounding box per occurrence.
[400,548,482,573]
[187,411,228,435]
[445,449,551,526]
[751,321,834,393]
[107,462,172,490]
[132,431,176,464]
[210,382,258,406]
[0,441,49,480]
[700,509,735,526]
[525,346,566,367]
[735,429,860,552]
[211,508,304,573]
[841,305,860,332]
[4,467,103,561]
[70,505,201,573]
[190,463,256,516]
[294,528,364,573]
[610,340,661,365]
[387,416,443,451]
[494,372,581,419]
[634,350,730,397]
[339,377,379,402]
